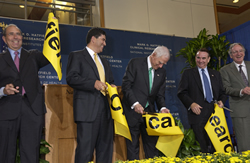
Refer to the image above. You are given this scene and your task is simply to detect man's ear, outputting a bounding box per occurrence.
[91,36,96,43]
[2,36,6,44]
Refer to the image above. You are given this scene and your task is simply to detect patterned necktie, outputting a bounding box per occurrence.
[14,51,25,95]
[145,67,153,108]
[202,69,213,103]
[14,51,19,71]
[239,65,249,86]
[94,53,106,96]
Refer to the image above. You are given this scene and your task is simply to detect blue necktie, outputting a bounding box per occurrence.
[202,69,213,103]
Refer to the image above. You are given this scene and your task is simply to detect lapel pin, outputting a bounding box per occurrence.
[157,74,159,76]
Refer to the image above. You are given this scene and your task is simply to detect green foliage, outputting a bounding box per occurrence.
[176,28,230,72]
[175,117,201,158]
[15,139,51,163]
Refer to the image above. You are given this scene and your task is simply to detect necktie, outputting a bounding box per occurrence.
[145,67,153,108]
[94,53,106,96]
[14,51,25,95]
[239,65,249,86]
[149,67,153,93]
[14,51,19,71]
[202,69,213,103]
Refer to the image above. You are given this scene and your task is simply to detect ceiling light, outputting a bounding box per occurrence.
[233,0,239,3]
[19,5,25,8]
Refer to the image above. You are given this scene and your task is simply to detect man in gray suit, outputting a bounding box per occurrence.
[220,43,250,152]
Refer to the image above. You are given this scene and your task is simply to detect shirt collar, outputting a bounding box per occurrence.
[198,66,208,72]
[147,56,152,70]
[8,47,22,58]
[86,46,96,57]
[233,60,245,68]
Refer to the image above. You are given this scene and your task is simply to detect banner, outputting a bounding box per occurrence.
[205,104,234,153]
[143,113,184,157]
[106,83,132,141]
[43,12,62,81]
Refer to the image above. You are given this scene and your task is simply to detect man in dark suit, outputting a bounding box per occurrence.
[220,43,250,152]
[177,48,227,153]
[122,46,170,160]
[66,27,116,163]
[0,24,50,162]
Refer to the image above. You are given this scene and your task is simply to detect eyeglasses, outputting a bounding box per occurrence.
[232,49,244,54]
[7,32,22,36]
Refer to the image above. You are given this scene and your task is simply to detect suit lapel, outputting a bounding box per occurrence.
[141,58,150,93]
[151,69,161,94]
[101,57,109,82]
[193,67,203,94]
[208,68,217,98]
[229,62,246,86]
[2,50,18,72]
[83,49,101,80]
[245,61,250,84]
[19,49,29,72]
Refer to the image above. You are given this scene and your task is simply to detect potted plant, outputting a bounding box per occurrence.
[176,28,230,71]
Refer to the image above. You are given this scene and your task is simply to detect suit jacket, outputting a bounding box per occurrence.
[0,48,49,120]
[66,48,114,122]
[122,57,166,127]
[220,61,250,117]
[177,67,227,124]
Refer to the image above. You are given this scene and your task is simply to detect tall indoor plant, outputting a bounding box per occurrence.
[176,28,230,71]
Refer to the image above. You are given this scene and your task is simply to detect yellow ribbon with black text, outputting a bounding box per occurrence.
[43,12,62,81]
[205,103,234,153]
[106,83,132,141]
[143,113,184,157]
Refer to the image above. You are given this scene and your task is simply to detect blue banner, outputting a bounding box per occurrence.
[0,17,191,128]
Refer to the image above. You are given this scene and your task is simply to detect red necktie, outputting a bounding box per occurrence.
[14,51,25,95]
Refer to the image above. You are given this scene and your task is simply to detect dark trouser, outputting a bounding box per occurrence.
[75,96,114,163]
[191,101,215,153]
[126,117,158,160]
[0,96,43,163]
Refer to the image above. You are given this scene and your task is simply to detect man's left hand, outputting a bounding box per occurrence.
[217,100,224,108]
[160,108,170,113]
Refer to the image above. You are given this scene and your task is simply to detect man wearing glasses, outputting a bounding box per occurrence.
[220,43,250,152]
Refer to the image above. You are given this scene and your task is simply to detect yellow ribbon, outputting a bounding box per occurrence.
[205,103,234,152]
[106,83,132,141]
[143,113,184,157]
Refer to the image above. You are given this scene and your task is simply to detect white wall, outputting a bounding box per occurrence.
[103,0,216,38]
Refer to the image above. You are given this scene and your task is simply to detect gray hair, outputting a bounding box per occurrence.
[228,43,245,55]
[152,46,170,58]
[2,24,22,36]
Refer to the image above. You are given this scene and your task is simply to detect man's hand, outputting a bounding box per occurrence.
[134,103,144,114]
[217,100,224,108]
[110,84,117,88]
[190,102,202,115]
[160,108,170,113]
[3,83,19,95]
[242,87,250,95]
[94,80,107,92]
